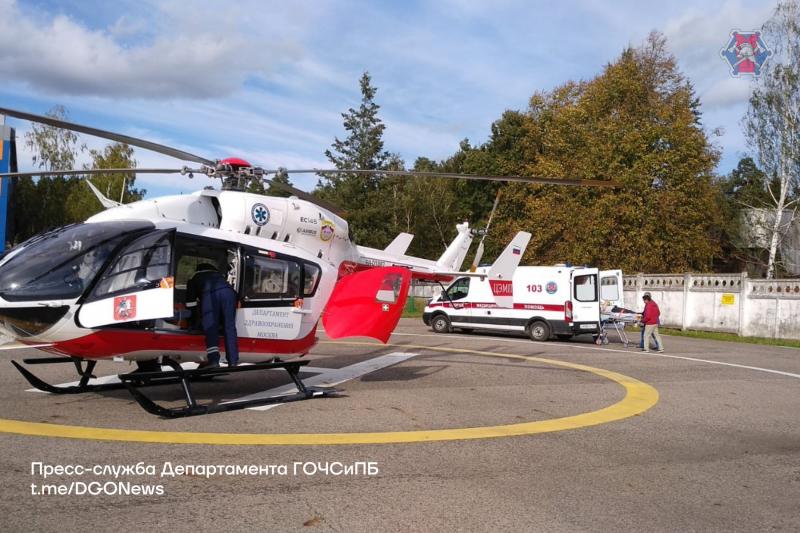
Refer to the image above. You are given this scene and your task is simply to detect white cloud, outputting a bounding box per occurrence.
[3,0,777,191]
[0,0,319,99]
[700,76,754,109]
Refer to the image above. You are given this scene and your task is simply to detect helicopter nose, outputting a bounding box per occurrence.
[0,305,70,338]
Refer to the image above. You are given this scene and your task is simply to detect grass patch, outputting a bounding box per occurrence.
[402,297,429,318]
[633,326,800,349]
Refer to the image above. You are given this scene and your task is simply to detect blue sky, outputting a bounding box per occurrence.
[0,0,779,197]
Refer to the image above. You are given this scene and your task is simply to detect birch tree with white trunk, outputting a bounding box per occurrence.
[743,0,800,278]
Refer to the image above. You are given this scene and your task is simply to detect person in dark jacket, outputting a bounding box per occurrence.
[186,263,240,367]
[641,293,664,353]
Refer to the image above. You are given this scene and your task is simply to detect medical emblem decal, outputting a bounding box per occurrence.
[251,203,270,226]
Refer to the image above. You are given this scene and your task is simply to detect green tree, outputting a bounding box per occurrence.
[406,157,461,257]
[66,143,145,221]
[14,105,84,242]
[245,177,266,195]
[316,72,404,246]
[742,0,800,278]
[720,157,775,207]
[25,105,81,172]
[716,157,775,273]
[264,168,294,197]
[403,113,531,263]
[489,32,723,273]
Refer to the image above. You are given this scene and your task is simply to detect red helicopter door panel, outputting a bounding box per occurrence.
[322,266,411,343]
[77,230,176,328]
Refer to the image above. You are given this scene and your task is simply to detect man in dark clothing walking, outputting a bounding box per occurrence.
[641,293,664,353]
[186,263,240,367]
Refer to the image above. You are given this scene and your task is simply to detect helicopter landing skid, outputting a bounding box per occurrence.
[119,358,338,418]
[12,357,215,395]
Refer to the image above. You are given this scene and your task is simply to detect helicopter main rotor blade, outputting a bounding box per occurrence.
[278,169,620,188]
[0,165,346,214]
[0,107,215,166]
[260,176,345,216]
[0,168,193,178]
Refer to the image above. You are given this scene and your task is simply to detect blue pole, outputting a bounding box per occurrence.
[0,123,12,252]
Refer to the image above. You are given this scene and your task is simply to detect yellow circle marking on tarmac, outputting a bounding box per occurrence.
[0,342,658,445]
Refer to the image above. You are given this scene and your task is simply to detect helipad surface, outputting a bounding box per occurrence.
[1,319,798,532]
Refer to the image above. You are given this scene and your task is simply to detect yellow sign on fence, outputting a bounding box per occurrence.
[721,293,735,305]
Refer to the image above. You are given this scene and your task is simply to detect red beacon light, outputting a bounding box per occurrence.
[218,157,252,169]
[217,158,255,190]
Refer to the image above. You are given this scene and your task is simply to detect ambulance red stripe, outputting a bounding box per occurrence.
[427,302,566,312]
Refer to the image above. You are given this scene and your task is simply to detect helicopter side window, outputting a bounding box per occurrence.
[303,263,321,297]
[376,272,403,303]
[244,255,301,301]
[90,232,172,299]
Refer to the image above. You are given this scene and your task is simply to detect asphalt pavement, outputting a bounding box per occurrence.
[0,318,798,532]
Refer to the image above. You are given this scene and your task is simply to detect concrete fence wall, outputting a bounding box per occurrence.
[622,273,800,340]
[411,273,800,340]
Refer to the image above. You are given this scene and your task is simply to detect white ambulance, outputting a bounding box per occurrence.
[422,266,624,341]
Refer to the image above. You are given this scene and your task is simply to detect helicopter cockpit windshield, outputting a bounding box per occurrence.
[0,221,154,301]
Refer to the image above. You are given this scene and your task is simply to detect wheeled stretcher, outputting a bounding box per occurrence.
[597,309,640,347]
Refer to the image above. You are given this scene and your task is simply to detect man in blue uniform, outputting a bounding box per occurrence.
[186,263,240,368]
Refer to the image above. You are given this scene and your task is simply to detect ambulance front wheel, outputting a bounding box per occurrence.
[431,314,452,334]
[527,320,551,342]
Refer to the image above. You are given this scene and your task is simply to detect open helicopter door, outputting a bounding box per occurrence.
[322,266,411,343]
[77,229,176,328]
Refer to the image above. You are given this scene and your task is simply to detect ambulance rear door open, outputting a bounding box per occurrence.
[570,267,600,327]
[599,269,625,309]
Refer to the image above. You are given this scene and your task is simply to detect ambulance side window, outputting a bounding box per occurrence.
[574,274,597,302]
[600,276,619,301]
[446,277,470,301]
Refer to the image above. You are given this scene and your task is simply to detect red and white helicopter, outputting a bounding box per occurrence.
[0,107,615,416]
